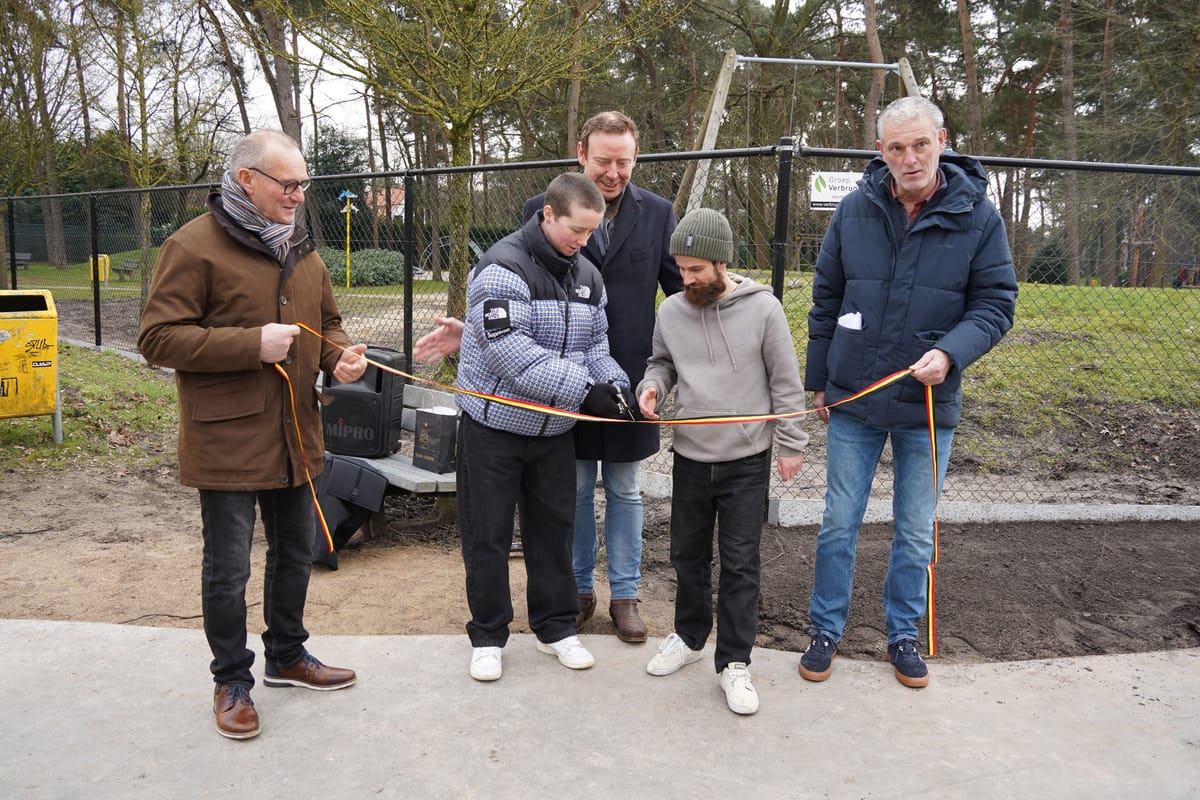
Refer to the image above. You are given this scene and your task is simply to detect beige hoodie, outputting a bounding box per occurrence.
[638,274,808,463]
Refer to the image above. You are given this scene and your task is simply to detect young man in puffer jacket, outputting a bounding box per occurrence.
[456,172,633,683]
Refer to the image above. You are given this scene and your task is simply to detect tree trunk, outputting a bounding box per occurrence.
[565,0,601,154]
[199,0,250,134]
[365,93,380,249]
[1058,0,1081,285]
[30,20,65,269]
[67,5,95,191]
[445,121,473,323]
[373,85,397,249]
[956,0,983,151]
[861,0,885,147]
[305,89,326,248]
[229,1,302,143]
[833,10,846,148]
[1099,0,1118,285]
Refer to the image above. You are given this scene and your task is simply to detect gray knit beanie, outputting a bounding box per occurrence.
[670,208,735,263]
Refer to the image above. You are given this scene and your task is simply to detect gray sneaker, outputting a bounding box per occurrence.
[646,632,704,676]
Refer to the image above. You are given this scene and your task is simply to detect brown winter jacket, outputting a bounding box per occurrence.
[138,195,351,490]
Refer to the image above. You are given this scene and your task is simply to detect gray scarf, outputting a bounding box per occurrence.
[220,170,294,262]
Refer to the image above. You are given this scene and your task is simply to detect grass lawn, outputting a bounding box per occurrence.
[3,271,1196,478]
[0,344,177,468]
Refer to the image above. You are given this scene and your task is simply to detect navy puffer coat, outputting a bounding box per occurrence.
[805,151,1018,428]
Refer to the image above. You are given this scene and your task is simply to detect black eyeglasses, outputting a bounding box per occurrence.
[249,166,312,194]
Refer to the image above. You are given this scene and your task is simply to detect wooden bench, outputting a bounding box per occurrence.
[113,259,140,281]
[14,252,30,270]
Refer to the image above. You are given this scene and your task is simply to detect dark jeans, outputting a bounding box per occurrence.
[199,484,313,687]
[457,413,579,647]
[669,449,770,672]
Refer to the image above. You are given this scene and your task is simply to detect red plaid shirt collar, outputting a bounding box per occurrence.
[890,170,942,224]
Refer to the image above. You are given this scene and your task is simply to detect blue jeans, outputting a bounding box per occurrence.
[808,412,953,645]
[199,485,314,687]
[670,450,770,672]
[573,460,644,599]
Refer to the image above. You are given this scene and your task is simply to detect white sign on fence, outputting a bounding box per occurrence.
[810,171,863,210]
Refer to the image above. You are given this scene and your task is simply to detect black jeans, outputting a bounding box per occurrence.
[457,413,579,647]
[199,484,313,687]
[669,450,770,672]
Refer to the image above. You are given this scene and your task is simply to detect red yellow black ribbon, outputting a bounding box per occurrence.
[274,363,334,553]
[293,322,942,654]
[295,322,913,425]
[926,384,939,656]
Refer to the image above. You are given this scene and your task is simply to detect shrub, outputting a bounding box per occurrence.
[318,247,405,286]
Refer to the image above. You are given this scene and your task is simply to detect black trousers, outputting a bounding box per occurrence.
[669,450,770,672]
[199,484,313,687]
[457,413,580,647]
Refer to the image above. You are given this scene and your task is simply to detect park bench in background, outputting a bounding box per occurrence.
[113,259,140,281]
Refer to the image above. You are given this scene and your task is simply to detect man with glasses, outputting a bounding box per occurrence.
[247,166,313,195]
[139,129,368,740]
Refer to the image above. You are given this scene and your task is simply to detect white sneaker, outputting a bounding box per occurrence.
[646,632,704,676]
[470,646,502,681]
[535,635,595,670]
[719,662,759,715]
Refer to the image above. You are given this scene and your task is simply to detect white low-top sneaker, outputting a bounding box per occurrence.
[646,632,704,676]
[719,662,759,715]
[536,635,595,670]
[470,646,503,681]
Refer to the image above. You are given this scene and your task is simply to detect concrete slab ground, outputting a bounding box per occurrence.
[0,619,1196,799]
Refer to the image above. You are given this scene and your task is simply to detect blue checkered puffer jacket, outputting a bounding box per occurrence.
[456,215,628,437]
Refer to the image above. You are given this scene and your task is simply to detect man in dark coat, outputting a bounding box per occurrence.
[521,111,681,642]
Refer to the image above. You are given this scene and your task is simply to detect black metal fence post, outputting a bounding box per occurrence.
[771,137,794,300]
[403,172,415,374]
[90,193,102,347]
[6,199,14,290]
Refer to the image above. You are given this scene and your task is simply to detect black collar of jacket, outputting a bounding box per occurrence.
[523,211,575,279]
[207,191,316,285]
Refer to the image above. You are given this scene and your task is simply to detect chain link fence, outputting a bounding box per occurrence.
[6,145,1199,507]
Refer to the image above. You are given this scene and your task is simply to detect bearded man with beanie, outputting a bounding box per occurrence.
[637,208,808,715]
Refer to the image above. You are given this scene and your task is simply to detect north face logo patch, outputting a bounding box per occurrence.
[483,299,512,339]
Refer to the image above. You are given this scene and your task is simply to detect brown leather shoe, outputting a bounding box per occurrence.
[576,592,597,631]
[214,684,260,740]
[609,598,648,643]
[263,653,356,691]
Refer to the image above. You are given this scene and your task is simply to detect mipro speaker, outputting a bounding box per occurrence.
[321,346,406,458]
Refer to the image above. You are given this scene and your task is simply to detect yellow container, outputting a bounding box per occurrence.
[0,290,58,419]
[91,254,111,282]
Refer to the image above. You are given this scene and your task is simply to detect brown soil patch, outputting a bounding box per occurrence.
[1,464,1196,664]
